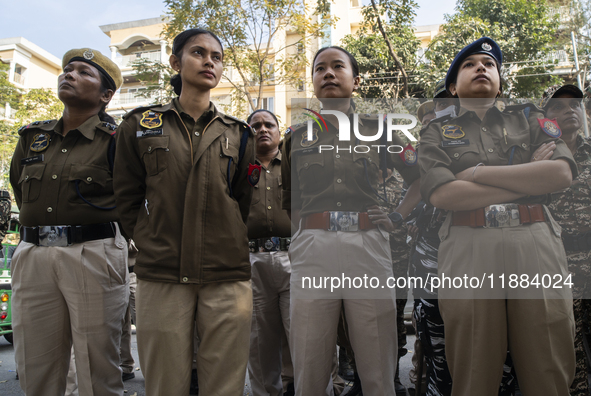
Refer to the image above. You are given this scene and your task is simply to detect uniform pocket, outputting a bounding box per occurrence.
[251,184,260,205]
[68,164,113,205]
[138,136,170,176]
[444,146,480,162]
[19,163,46,203]
[295,152,326,193]
[219,139,240,180]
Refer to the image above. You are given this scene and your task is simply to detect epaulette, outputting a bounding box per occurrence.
[288,122,307,133]
[18,119,57,135]
[224,114,249,126]
[430,114,454,124]
[122,104,161,120]
[503,103,541,114]
[98,121,118,135]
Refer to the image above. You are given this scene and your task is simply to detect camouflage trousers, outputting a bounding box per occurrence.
[571,298,591,396]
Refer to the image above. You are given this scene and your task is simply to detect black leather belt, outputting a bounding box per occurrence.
[562,232,591,253]
[249,237,291,253]
[21,223,116,247]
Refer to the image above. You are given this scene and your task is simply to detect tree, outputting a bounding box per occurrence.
[342,0,420,99]
[0,61,22,111]
[133,0,332,120]
[418,0,563,98]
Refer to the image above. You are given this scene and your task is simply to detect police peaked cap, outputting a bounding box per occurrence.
[445,37,503,92]
[62,48,123,91]
[434,79,451,99]
[541,84,584,109]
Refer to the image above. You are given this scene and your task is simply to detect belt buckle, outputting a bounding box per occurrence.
[484,204,520,228]
[264,237,279,252]
[38,226,71,247]
[329,211,359,232]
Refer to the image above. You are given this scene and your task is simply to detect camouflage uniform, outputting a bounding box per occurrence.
[547,134,591,396]
[378,171,411,352]
[0,191,11,242]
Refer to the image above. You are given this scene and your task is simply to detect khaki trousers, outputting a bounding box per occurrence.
[120,271,137,374]
[289,228,398,396]
[438,219,575,396]
[11,232,129,396]
[248,251,293,396]
[136,278,252,396]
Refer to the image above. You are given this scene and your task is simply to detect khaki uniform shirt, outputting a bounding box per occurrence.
[10,115,119,227]
[246,150,292,239]
[114,100,256,284]
[419,104,578,206]
[281,115,420,217]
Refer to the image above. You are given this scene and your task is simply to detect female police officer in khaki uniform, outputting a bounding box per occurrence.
[418,37,577,396]
[282,46,421,396]
[114,29,256,396]
[10,48,128,395]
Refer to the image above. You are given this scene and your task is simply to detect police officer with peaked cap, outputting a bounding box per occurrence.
[10,47,129,395]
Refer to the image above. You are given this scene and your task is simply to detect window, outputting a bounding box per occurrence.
[297,82,305,92]
[13,65,25,85]
[297,43,304,54]
[251,97,274,113]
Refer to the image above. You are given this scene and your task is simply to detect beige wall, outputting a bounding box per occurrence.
[0,49,14,62]
[28,56,61,90]
[108,23,167,46]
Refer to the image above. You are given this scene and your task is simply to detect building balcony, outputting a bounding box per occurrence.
[109,91,158,108]
[115,51,162,69]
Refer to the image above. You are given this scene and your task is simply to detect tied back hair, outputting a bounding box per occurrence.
[170,29,224,96]
[98,73,116,125]
[247,109,279,126]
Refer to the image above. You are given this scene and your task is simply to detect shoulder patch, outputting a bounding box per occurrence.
[538,118,562,138]
[224,114,249,126]
[399,143,418,166]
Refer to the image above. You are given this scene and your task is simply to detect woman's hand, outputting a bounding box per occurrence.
[367,205,396,232]
[530,142,555,162]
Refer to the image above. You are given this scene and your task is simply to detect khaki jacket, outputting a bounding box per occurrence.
[10,115,119,226]
[114,101,256,284]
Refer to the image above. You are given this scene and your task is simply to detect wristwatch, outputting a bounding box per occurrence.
[388,211,404,226]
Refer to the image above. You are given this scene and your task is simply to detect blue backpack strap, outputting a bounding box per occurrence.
[227,125,251,198]
[107,132,116,173]
[523,106,531,119]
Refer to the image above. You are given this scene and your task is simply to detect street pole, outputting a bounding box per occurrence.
[571,31,589,137]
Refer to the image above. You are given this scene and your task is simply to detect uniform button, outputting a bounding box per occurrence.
[220,154,223,157]
[47,207,53,213]
[148,146,152,152]
[182,277,189,282]
[335,154,341,159]
[453,153,459,158]
[482,127,487,132]
[304,162,309,168]
[521,143,527,148]
[25,175,29,181]
[86,177,92,182]
[195,132,200,136]
[337,178,342,183]
[336,202,342,207]
[52,175,57,180]
[61,149,67,153]
[266,170,270,173]
[488,148,494,153]
[266,187,271,190]
[267,206,272,210]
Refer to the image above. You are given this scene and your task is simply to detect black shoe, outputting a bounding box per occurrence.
[342,372,363,396]
[190,368,199,395]
[122,372,135,381]
[338,346,355,381]
[284,382,295,396]
[394,361,407,396]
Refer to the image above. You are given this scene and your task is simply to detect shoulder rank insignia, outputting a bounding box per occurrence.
[248,163,262,186]
[442,125,465,139]
[399,143,418,166]
[140,111,163,129]
[301,128,319,147]
[102,122,117,131]
[538,118,561,138]
[30,133,50,152]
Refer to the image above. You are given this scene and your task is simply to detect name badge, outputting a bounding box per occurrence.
[136,129,163,138]
[442,139,470,148]
[21,154,44,165]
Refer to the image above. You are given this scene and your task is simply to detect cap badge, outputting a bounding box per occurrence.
[481,42,492,52]
[83,49,94,60]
